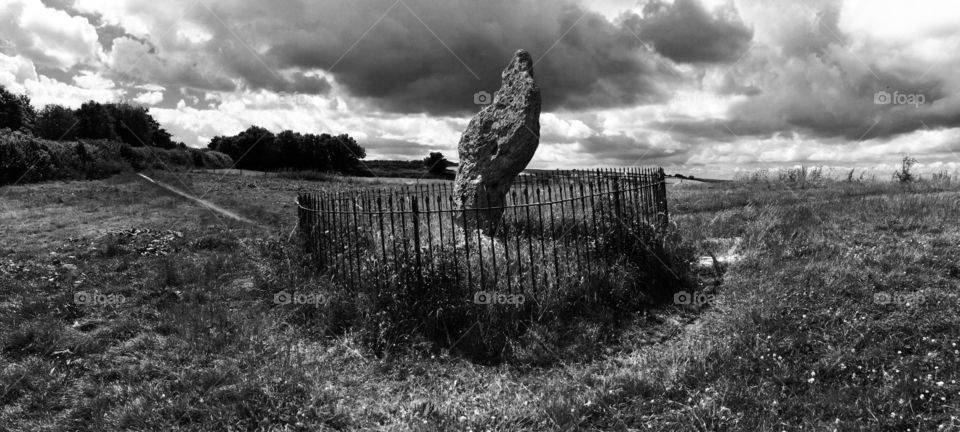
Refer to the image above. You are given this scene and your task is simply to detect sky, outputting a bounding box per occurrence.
[1,0,959,178]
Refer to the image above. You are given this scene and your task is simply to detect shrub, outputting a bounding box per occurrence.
[894,156,917,183]
[423,152,453,176]
[0,130,43,184]
[0,129,234,186]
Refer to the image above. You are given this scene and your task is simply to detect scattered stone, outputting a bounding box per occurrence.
[103,228,185,256]
[454,49,541,233]
[696,237,743,270]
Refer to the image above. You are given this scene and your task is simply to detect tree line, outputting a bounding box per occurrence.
[207,127,366,173]
[0,85,180,148]
[1,84,369,173]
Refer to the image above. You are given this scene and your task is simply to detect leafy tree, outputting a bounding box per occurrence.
[108,103,155,146]
[423,152,451,175]
[327,134,365,173]
[0,85,36,132]
[301,133,331,172]
[274,130,302,169]
[207,127,365,172]
[152,127,176,149]
[75,101,118,140]
[35,104,79,140]
[207,126,275,170]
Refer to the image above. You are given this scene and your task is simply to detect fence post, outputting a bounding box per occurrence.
[297,194,306,248]
[351,195,363,290]
[461,196,473,292]
[317,195,327,270]
[612,175,623,250]
[376,195,387,293]
[449,195,462,294]
[658,167,669,233]
[612,175,622,221]
[412,196,423,288]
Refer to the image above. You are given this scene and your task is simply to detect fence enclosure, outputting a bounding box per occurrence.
[297,168,668,298]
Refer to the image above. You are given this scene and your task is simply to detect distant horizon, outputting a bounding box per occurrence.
[357,157,952,181]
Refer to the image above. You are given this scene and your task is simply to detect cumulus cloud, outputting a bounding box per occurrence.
[0,53,38,93]
[661,0,960,146]
[133,90,163,105]
[625,0,754,64]
[0,0,101,71]
[24,74,123,108]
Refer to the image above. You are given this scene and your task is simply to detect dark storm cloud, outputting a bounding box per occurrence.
[256,0,684,115]
[60,0,758,113]
[280,72,330,94]
[579,133,684,164]
[660,71,959,144]
[105,35,330,105]
[623,0,753,64]
[646,0,960,144]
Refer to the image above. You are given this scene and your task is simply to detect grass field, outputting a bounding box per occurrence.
[1,171,959,430]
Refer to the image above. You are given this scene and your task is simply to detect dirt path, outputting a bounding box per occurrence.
[136,173,265,228]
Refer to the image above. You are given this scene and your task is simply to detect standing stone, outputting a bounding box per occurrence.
[454,49,541,233]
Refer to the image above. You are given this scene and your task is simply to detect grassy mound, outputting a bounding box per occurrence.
[290,220,695,363]
[0,129,233,186]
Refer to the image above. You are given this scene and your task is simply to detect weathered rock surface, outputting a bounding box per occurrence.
[454,49,541,233]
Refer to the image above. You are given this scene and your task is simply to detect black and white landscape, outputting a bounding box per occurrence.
[1,0,959,431]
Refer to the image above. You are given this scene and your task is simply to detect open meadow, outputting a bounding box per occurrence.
[2,171,959,431]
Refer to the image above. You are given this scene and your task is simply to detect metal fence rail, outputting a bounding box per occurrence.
[297,168,669,296]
